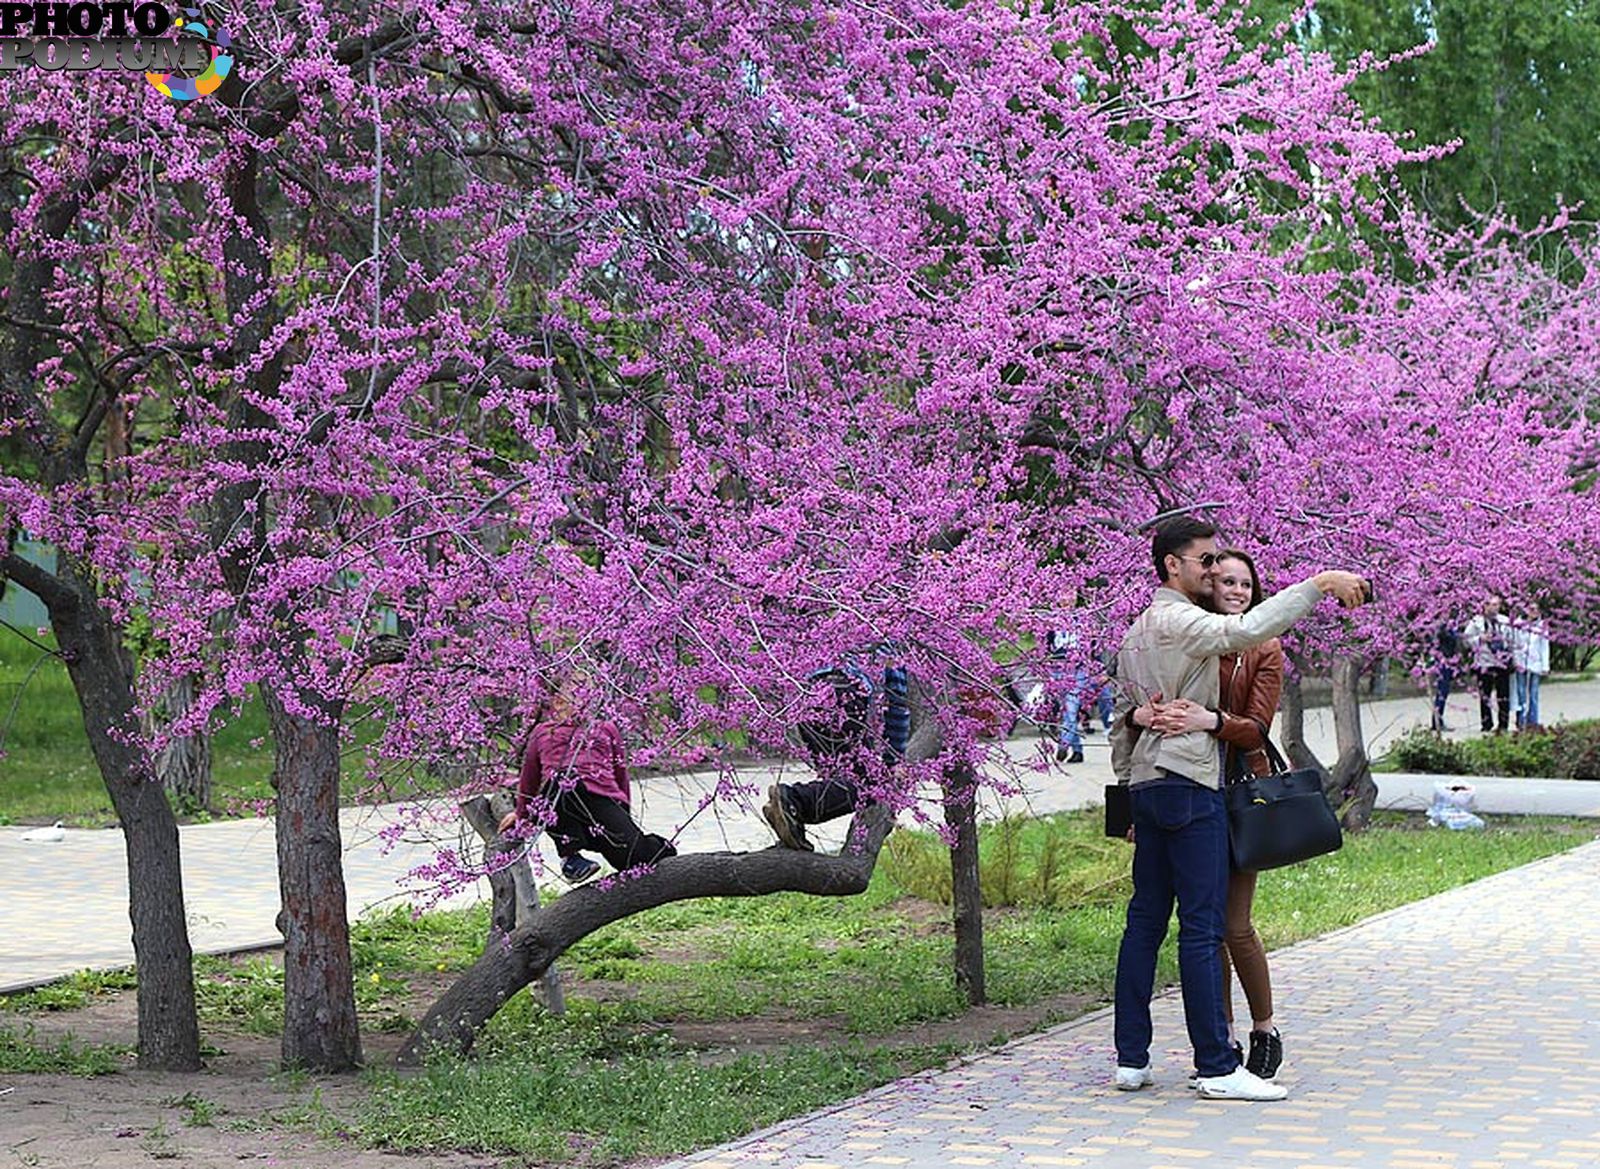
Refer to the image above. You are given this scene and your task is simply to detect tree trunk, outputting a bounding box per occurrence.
[1331,656,1364,759]
[1331,656,1378,831]
[264,685,363,1071]
[214,120,362,1074]
[145,674,212,813]
[942,762,985,1006]
[1368,656,1390,699]
[460,794,564,1015]
[43,560,201,1071]
[1277,661,1324,773]
[0,152,198,1072]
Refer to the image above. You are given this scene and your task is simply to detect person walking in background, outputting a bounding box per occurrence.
[1046,628,1114,764]
[1513,601,1551,729]
[1086,649,1116,739]
[499,680,678,881]
[1432,622,1460,732]
[1108,516,1368,1102]
[1464,595,1513,734]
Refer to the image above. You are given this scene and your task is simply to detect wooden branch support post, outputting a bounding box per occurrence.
[459,793,565,1016]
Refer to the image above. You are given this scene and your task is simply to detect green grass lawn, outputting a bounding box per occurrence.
[9,808,1583,1163]
[358,811,1597,1163]
[0,628,396,826]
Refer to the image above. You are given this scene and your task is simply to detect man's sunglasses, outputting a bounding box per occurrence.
[1175,553,1222,569]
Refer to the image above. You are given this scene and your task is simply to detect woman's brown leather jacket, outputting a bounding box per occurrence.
[1218,638,1283,780]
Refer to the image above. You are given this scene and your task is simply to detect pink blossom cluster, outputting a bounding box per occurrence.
[2,0,1597,889]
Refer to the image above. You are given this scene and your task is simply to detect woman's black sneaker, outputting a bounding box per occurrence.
[560,854,601,884]
[1246,1028,1283,1079]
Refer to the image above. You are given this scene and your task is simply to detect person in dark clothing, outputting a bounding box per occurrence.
[1432,624,1460,732]
[498,687,677,882]
[763,649,910,852]
[1464,596,1513,734]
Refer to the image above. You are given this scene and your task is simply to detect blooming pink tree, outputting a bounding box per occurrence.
[3,0,1596,1068]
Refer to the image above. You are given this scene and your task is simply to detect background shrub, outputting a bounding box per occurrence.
[1552,722,1600,780]
[1386,728,1470,774]
[1386,720,1600,779]
[1460,730,1559,777]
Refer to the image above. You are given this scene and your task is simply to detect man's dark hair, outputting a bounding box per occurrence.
[1151,516,1218,581]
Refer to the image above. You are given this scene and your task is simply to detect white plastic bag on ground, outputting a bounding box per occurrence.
[1432,781,1477,811]
[1428,805,1486,830]
[1428,782,1483,829]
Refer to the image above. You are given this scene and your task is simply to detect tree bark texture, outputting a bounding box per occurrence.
[1368,656,1390,699]
[1277,662,1325,774]
[460,793,564,1015]
[44,558,202,1071]
[942,762,986,1006]
[265,685,363,1071]
[145,673,212,812]
[1330,656,1365,761]
[1330,656,1378,830]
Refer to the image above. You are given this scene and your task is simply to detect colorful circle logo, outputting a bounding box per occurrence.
[145,8,233,101]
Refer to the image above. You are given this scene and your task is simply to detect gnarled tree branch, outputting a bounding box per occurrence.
[399,678,945,1064]
[0,551,76,614]
[396,804,895,1065]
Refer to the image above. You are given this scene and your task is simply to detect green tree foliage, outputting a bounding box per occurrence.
[1285,0,1600,230]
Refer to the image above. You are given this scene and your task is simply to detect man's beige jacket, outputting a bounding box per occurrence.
[1109,581,1321,790]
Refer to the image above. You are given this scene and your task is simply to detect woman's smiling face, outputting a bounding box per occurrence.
[1213,556,1255,615]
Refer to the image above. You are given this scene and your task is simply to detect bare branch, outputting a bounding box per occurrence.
[0,552,77,613]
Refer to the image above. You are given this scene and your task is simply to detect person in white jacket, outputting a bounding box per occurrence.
[1512,602,1551,729]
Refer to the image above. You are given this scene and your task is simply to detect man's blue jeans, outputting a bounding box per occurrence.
[1113,777,1236,1077]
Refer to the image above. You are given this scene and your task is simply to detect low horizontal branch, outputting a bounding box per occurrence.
[398,804,893,1064]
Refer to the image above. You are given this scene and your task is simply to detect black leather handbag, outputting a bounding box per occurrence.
[1103,784,1132,839]
[1224,739,1343,872]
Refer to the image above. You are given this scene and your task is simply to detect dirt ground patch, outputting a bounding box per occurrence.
[3,1024,489,1169]
[3,960,1097,1169]
[659,992,1100,1065]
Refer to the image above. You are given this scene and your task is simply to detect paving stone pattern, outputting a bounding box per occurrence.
[667,840,1600,1169]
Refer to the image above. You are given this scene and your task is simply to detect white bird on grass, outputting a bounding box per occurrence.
[20,820,66,842]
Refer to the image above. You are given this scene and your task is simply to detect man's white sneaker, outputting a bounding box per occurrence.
[1195,1066,1287,1101]
[1113,1065,1153,1091]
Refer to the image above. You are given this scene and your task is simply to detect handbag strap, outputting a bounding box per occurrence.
[1258,733,1291,776]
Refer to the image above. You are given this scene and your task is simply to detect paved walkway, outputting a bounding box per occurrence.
[3,678,1599,992]
[664,839,1600,1169]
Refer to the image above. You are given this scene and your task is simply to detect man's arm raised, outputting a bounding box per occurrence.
[1167,571,1369,658]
